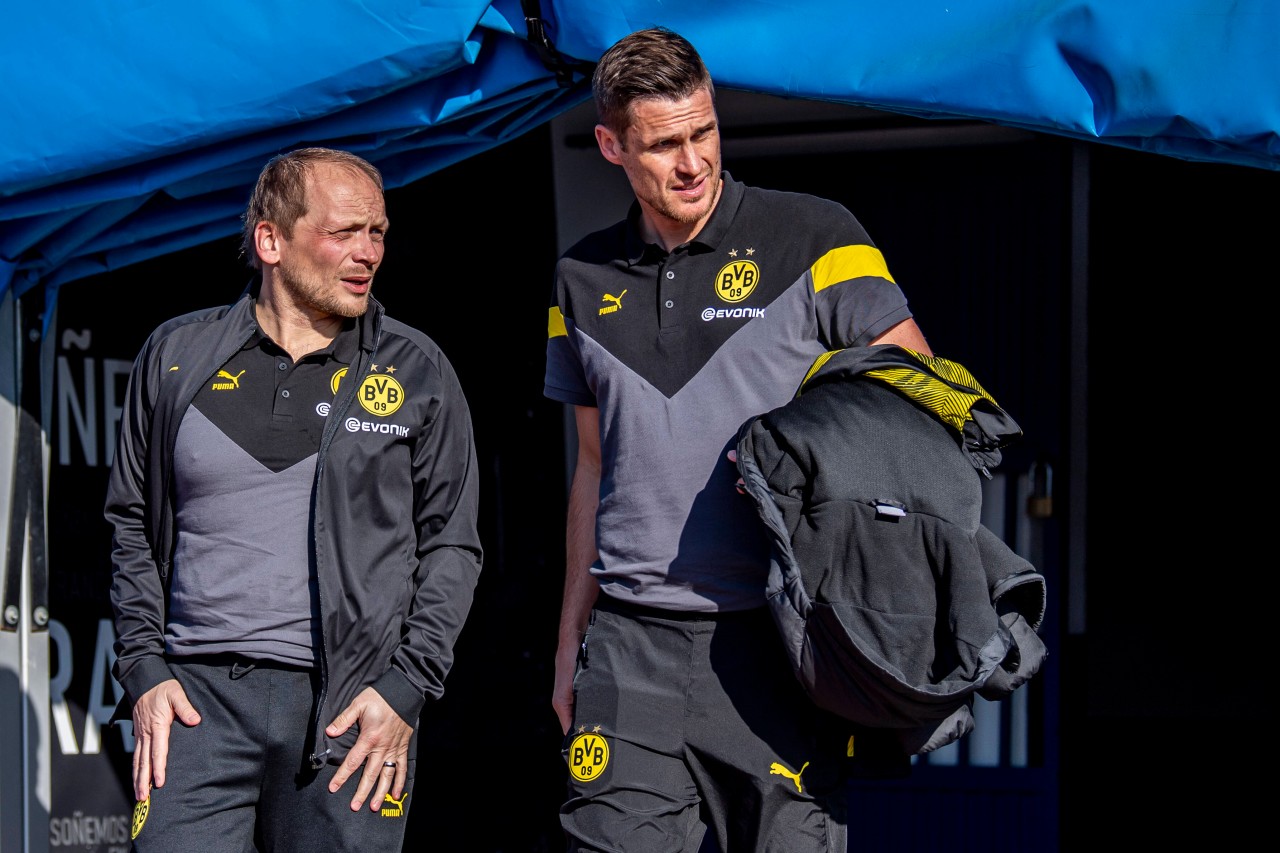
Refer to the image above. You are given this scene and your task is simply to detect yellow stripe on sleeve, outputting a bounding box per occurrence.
[810,245,895,293]
[548,306,567,339]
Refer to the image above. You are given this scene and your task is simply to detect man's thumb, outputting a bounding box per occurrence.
[326,707,353,736]
[172,695,201,727]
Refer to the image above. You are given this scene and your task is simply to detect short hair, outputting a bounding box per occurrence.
[592,27,715,139]
[240,147,384,270]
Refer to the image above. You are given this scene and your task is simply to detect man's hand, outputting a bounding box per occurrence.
[325,687,412,812]
[727,448,746,494]
[131,678,201,801]
[552,637,580,735]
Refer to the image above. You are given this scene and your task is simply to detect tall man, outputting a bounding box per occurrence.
[107,147,483,851]
[544,27,932,852]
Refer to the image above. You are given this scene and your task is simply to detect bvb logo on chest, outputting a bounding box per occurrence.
[331,366,405,417]
[715,258,759,303]
[358,372,404,416]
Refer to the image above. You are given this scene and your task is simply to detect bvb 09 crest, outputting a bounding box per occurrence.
[131,798,149,839]
[329,367,405,417]
[357,373,404,416]
[567,731,610,783]
[715,260,759,303]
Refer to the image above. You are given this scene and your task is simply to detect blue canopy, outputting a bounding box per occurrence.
[3,0,1276,297]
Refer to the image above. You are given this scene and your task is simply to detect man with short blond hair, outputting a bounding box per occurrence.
[108,147,483,851]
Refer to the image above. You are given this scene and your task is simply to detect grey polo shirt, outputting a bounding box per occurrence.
[165,318,357,666]
[544,173,913,612]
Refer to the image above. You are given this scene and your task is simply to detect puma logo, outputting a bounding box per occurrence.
[381,791,409,818]
[211,369,245,391]
[769,761,809,793]
[599,290,627,315]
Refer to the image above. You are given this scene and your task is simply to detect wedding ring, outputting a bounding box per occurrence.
[383,761,397,768]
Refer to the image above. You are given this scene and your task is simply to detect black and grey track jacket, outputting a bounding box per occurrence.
[106,287,483,767]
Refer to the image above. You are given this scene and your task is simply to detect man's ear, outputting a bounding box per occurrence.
[595,124,625,166]
[255,222,282,265]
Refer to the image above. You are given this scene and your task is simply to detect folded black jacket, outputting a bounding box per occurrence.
[734,345,1047,755]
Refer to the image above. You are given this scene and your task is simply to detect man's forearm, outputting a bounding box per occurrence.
[560,456,601,645]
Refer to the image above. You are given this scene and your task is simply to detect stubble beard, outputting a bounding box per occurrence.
[278,261,370,319]
[657,169,721,225]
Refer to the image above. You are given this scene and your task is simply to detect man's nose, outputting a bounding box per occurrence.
[676,142,701,174]
[351,232,383,265]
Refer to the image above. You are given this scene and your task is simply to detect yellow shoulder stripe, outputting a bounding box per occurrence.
[548,306,567,339]
[810,245,894,293]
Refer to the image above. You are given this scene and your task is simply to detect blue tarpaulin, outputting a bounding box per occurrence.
[2,0,1276,296]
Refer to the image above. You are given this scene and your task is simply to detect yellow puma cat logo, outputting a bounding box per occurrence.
[599,290,627,315]
[211,369,245,391]
[769,761,809,793]
[381,791,409,818]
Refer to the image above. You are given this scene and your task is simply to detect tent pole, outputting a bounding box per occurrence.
[0,284,53,853]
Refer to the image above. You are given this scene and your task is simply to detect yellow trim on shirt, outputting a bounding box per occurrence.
[548,306,567,339]
[810,245,895,292]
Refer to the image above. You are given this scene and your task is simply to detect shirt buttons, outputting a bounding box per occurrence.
[278,362,288,371]
[281,390,290,398]
[665,300,674,308]
[665,271,675,279]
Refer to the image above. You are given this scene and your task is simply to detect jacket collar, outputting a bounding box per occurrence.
[233,276,384,358]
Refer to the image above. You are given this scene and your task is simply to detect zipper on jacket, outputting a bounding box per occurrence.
[308,332,379,768]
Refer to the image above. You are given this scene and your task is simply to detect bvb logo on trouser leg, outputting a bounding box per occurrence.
[131,797,149,839]
[567,732,610,783]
